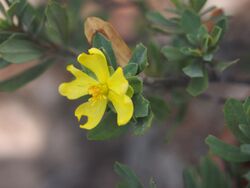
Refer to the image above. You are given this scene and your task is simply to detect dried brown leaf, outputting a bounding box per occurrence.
[84,17,131,67]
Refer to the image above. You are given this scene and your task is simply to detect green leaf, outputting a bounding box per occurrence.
[146,11,177,28]
[0,59,54,91]
[241,144,250,155]
[133,109,154,136]
[114,162,144,188]
[81,64,97,80]
[161,46,185,62]
[224,99,250,143]
[205,135,250,162]
[197,25,208,40]
[12,1,40,33]
[165,8,181,15]
[239,124,250,139]
[243,97,250,113]
[180,10,201,34]
[127,76,143,94]
[183,168,199,188]
[0,19,11,29]
[67,0,83,11]
[201,36,210,53]
[66,0,83,22]
[147,42,166,76]
[187,69,208,96]
[7,0,29,22]
[200,157,229,188]
[210,26,222,46]
[203,54,213,62]
[108,66,115,75]
[28,8,47,36]
[10,0,28,17]
[244,97,250,123]
[126,85,134,98]
[0,32,25,43]
[45,1,68,45]
[0,2,6,17]
[133,94,150,118]
[215,59,239,72]
[186,34,198,46]
[0,36,43,64]
[93,32,117,69]
[124,63,139,77]
[87,111,131,141]
[215,16,228,40]
[180,47,202,57]
[129,43,148,73]
[7,0,20,19]
[184,157,231,188]
[170,0,182,8]
[182,62,204,78]
[6,0,16,3]
[148,96,170,120]
[190,0,207,12]
[0,32,15,44]
[0,59,10,69]
[24,9,42,34]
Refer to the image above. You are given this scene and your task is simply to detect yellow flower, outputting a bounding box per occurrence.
[58,48,134,130]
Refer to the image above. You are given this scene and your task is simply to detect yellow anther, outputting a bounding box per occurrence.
[88,84,108,101]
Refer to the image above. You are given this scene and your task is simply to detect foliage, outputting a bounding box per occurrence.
[206,98,250,162]
[183,157,231,188]
[0,0,89,91]
[114,162,157,188]
[114,158,230,188]
[205,98,250,187]
[147,0,237,96]
[1,0,250,187]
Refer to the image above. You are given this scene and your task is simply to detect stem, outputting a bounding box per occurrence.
[12,21,79,59]
[144,75,250,90]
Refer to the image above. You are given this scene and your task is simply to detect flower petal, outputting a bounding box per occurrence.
[58,64,98,100]
[77,48,110,83]
[107,67,128,95]
[108,90,133,125]
[75,98,108,130]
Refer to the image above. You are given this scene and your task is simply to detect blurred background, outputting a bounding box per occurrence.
[1,0,250,187]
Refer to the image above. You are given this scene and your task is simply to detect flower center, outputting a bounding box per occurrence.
[88,84,108,101]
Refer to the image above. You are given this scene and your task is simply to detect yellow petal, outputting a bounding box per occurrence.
[107,67,128,95]
[108,90,133,126]
[58,65,98,100]
[77,48,110,83]
[75,98,107,130]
